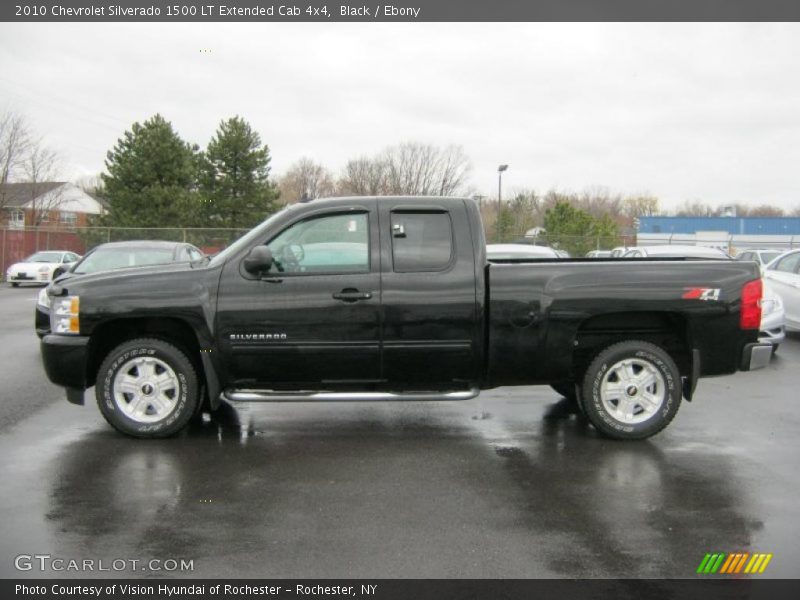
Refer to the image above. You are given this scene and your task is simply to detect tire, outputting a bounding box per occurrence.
[772,344,779,355]
[96,338,199,438]
[581,340,681,440]
[11,282,19,288]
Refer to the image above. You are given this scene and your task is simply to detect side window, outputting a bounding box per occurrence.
[774,253,800,274]
[737,252,751,261]
[187,247,203,261]
[391,211,453,273]
[267,212,369,274]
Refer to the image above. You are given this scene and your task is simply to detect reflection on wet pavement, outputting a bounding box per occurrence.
[1,383,786,579]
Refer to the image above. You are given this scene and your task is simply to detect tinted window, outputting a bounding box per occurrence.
[391,211,453,272]
[774,253,800,274]
[267,212,369,274]
[737,252,752,261]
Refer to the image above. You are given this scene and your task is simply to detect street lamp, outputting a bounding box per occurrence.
[496,164,508,241]
[497,164,508,204]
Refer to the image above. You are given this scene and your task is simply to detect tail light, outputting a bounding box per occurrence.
[740,279,762,330]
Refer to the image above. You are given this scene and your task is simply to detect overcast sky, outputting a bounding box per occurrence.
[1,22,799,211]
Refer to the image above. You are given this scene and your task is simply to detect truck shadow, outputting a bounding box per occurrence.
[41,397,761,577]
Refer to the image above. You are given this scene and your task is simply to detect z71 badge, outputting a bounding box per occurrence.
[682,287,721,301]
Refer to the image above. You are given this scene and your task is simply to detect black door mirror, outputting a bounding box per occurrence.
[53,266,66,278]
[243,246,274,275]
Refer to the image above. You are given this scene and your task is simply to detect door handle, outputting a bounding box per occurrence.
[332,289,372,302]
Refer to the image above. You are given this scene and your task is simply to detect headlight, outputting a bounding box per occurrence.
[37,288,51,310]
[51,295,80,334]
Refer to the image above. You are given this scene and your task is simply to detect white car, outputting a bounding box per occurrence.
[586,250,612,258]
[622,245,731,259]
[763,249,800,333]
[735,248,784,274]
[486,243,559,260]
[759,280,786,352]
[6,250,81,287]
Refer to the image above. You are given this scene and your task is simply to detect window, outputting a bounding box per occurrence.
[737,252,752,261]
[266,212,369,274]
[390,211,453,272]
[773,252,800,274]
[187,247,204,261]
[60,212,77,227]
[10,210,24,228]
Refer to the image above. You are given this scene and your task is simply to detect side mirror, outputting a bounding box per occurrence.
[243,246,274,275]
[53,266,66,278]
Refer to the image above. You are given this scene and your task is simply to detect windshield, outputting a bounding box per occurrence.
[73,248,176,274]
[759,252,781,264]
[25,251,62,263]
[207,206,292,268]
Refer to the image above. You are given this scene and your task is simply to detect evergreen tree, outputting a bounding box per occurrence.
[101,114,199,229]
[199,116,279,228]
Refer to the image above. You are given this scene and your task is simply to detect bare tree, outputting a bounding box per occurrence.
[278,157,336,204]
[338,156,389,196]
[24,141,65,225]
[0,110,31,209]
[744,204,785,217]
[675,200,717,217]
[382,142,472,196]
[623,194,660,218]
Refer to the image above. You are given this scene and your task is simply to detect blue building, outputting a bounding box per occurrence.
[640,216,800,236]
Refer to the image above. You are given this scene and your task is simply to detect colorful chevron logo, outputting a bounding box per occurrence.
[697,552,773,575]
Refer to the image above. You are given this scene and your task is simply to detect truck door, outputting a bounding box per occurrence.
[216,206,381,386]
[378,201,480,385]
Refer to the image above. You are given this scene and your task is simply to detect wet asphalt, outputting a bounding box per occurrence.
[0,284,798,579]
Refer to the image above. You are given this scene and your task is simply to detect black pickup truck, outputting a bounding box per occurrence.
[40,196,771,440]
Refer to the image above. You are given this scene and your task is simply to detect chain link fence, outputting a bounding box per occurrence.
[1,226,249,279]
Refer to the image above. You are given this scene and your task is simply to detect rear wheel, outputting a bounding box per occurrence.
[581,340,681,440]
[96,338,199,438]
[10,282,19,288]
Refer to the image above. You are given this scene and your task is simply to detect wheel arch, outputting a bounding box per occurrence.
[86,317,218,406]
[572,311,693,394]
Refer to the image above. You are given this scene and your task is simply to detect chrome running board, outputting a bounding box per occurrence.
[223,387,481,403]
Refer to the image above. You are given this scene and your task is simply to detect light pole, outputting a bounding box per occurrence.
[496,164,508,241]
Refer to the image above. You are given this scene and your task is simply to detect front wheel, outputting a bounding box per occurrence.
[581,340,681,440]
[96,338,199,438]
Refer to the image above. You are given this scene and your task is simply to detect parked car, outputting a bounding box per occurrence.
[735,248,784,273]
[759,281,786,352]
[39,196,770,441]
[622,245,731,259]
[6,250,81,286]
[586,250,613,258]
[763,249,800,333]
[35,241,205,337]
[486,243,559,259]
[554,249,571,258]
[610,246,630,257]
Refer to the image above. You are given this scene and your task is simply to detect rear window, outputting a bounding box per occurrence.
[390,211,453,272]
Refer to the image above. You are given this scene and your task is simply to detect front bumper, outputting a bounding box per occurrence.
[40,334,89,404]
[8,271,49,283]
[740,342,773,371]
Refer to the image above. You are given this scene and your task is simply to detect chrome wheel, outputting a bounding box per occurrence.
[112,356,180,424]
[599,358,666,425]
